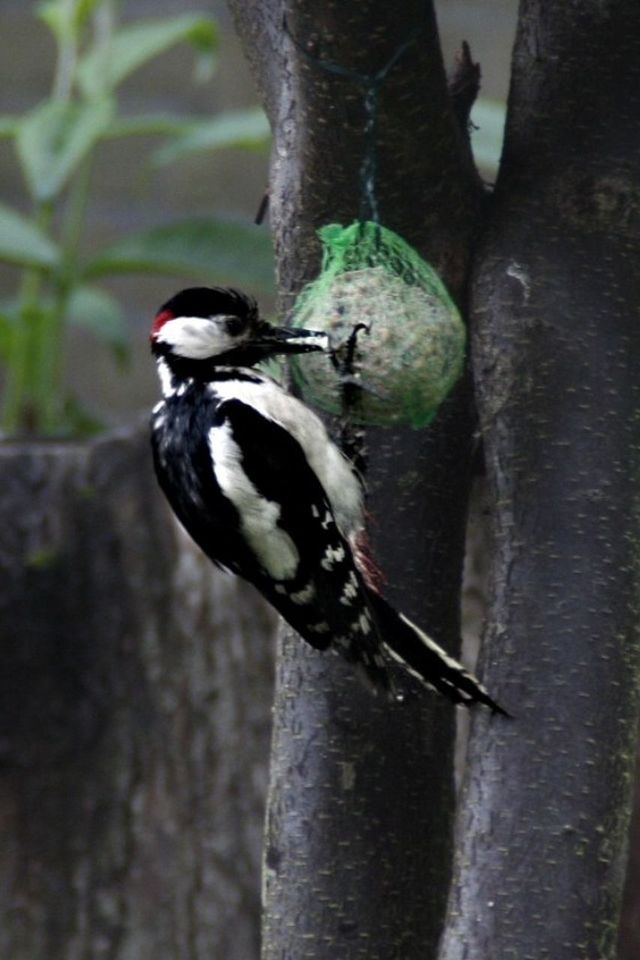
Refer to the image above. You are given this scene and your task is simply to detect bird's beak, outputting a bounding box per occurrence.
[255,321,330,356]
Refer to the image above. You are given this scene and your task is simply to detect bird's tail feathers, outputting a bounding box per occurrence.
[366,589,507,715]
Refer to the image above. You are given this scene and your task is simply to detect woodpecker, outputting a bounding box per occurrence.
[150,286,504,713]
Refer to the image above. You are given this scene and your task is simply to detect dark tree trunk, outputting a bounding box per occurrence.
[440,4,640,959]
[229,2,485,957]
[0,425,275,959]
[620,744,640,958]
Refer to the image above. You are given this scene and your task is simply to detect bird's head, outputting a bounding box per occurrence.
[150,286,328,371]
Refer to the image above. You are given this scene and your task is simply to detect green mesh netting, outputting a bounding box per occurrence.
[290,220,466,428]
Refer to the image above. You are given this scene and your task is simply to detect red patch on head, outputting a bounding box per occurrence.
[150,308,174,341]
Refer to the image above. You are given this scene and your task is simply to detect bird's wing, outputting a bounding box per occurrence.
[205,399,389,685]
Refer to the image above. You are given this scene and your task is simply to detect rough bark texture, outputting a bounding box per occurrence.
[620,744,640,958]
[228,2,485,958]
[0,425,276,959]
[440,4,640,959]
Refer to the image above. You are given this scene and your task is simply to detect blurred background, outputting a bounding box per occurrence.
[0,0,516,432]
[4,4,640,955]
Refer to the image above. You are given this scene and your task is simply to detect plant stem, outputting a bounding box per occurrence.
[32,0,117,434]
[18,0,116,435]
[36,154,94,433]
[1,205,53,435]
[52,0,79,102]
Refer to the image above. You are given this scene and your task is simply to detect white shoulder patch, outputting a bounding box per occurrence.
[208,420,299,581]
[211,376,363,537]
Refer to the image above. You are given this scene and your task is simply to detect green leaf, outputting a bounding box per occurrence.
[154,108,270,165]
[0,203,61,268]
[16,98,113,201]
[0,310,14,360]
[77,15,218,97]
[471,98,506,178]
[84,219,274,293]
[67,284,129,366]
[37,0,100,43]
[60,393,105,437]
[0,116,18,138]
[106,114,203,139]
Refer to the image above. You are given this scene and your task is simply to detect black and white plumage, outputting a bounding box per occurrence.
[150,286,504,713]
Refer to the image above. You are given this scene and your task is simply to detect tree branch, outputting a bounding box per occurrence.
[230,1,486,957]
[448,41,481,140]
[440,4,640,957]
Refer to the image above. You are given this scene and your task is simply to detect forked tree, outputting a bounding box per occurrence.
[2,3,639,958]
[228,2,640,959]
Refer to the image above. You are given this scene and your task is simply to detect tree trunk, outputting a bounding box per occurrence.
[229,2,485,957]
[440,4,640,958]
[620,741,640,958]
[0,424,275,959]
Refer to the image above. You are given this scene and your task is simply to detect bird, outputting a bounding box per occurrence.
[149,285,505,713]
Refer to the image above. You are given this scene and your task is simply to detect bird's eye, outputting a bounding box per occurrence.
[222,314,249,336]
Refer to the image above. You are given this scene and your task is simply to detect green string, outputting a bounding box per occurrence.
[285,21,423,224]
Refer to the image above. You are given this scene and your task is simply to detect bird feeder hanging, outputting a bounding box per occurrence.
[290,220,466,428]
[286,34,466,429]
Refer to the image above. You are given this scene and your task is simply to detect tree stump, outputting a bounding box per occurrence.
[0,423,276,959]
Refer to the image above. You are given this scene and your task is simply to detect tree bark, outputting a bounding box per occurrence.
[440,4,640,958]
[620,742,640,958]
[229,2,484,957]
[0,425,276,959]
